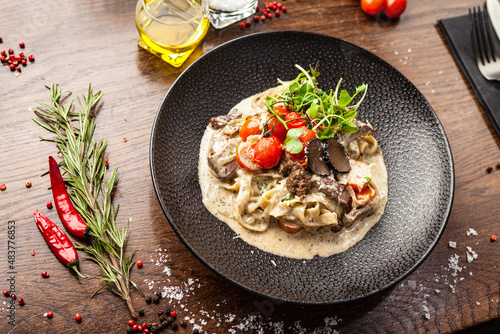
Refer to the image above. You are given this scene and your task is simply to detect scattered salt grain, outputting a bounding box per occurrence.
[448,254,462,277]
[476,301,481,305]
[435,289,440,294]
[408,280,417,290]
[422,304,431,320]
[449,241,457,248]
[467,228,478,236]
[466,246,478,263]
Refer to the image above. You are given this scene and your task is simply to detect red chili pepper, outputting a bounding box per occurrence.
[75,313,82,322]
[34,210,85,278]
[49,156,90,239]
[46,311,53,319]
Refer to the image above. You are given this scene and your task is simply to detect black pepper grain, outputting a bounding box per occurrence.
[152,295,160,304]
[167,316,175,324]
[496,163,500,169]
[172,323,178,330]
[155,291,163,299]
[138,309,145,317]
[145,296,152,304]
[193,329,200,334]
[162,320,169,328]
[180,320,187,327]
[159,314,167,322]
[487,166,493,173]
[158,310,165,316]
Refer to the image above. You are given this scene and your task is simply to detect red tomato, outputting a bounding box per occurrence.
[273,105,289,116]
[236,142,261,172]
[285,112,307,129]
[287,127,316,166]
[361,0,383,15]
[355,186,376,202]
[383,0,406,18]
[239,117,261,142]
[251,136,283,169]
[266,116,287,142]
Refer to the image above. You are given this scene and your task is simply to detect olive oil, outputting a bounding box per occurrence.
[135,0,209,67]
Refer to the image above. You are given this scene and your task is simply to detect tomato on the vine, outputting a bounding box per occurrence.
[273,105,289,116]
[265,115,287,142]
[361,0,383,15]
[239,117,261,142]
[285,112,307,129]
[236,142,261,172]
[383,0,406,19]
[251,136,283,169]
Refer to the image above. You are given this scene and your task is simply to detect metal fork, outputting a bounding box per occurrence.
[469,5,500,80]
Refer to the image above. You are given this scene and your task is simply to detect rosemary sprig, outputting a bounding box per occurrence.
[32,83,139,318]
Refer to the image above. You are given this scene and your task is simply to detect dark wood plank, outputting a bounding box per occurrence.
[1,0,499,333]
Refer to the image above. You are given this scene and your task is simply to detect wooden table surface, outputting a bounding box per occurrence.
[1,0,499,333]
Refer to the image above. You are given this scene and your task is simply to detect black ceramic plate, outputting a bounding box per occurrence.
[150,31,454,304]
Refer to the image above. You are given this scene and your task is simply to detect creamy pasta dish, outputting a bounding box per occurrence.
[198,66,388,259]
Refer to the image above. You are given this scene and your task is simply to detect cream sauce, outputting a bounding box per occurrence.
[198,96,388,259]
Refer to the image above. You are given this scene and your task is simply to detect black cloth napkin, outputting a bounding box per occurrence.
[438,14,500,136]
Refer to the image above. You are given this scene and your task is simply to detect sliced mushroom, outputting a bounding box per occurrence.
[326,138,351,173]
[305,138,330,176]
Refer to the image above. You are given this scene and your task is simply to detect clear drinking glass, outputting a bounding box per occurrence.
[135,0,210,67]
[208,0,257,29]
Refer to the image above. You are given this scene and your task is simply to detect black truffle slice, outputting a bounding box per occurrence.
[326,137,351,173]
[306,138,330,176]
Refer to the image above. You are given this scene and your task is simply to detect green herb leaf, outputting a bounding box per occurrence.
[285,128,304,154]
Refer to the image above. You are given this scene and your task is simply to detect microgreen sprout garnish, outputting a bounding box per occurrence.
[265,64,368,141]
[281,193,294,201]
[364,176,372,182]
[284,128,304,154]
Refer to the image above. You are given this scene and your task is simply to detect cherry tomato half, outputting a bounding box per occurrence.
[361,0,383,15]
[285,112,307,129]
[251,136,283,169]
[236,141,262,172]
[383,0,406,19]
[273,105,289,116]
[355,186,376,202]
[266,115,287,142]
[239,117,261,142]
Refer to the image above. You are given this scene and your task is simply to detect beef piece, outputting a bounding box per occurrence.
[336,120,376,149]
[279,153,312,197]
[286,166,312,198]
[311,175,351,209]
[278,153,301,176]
[207,135,238,179]
[209,111,242,130]
[342,203,374,228]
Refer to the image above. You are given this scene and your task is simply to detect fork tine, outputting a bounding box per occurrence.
[482,3,497,62]
[476,6,489,65]
[469,8,482,65]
